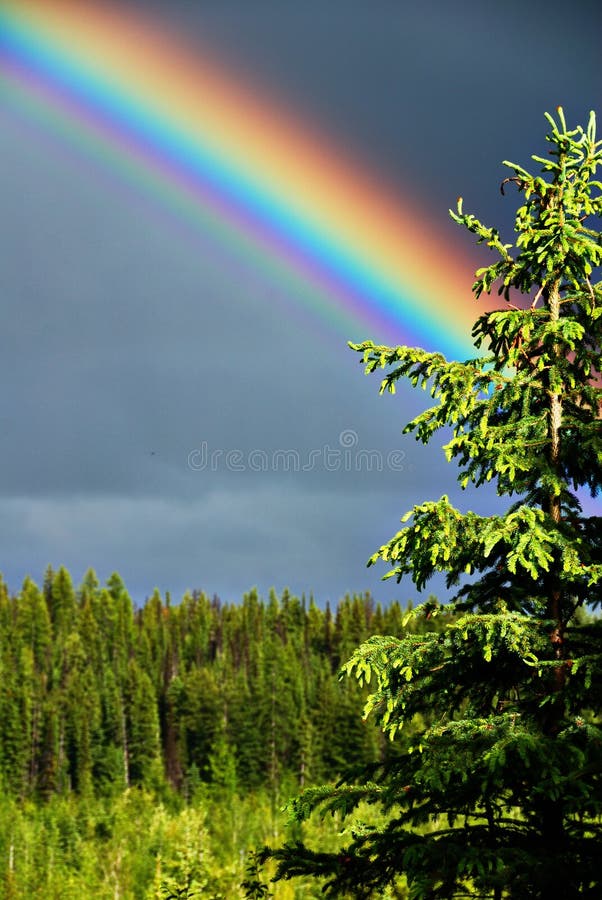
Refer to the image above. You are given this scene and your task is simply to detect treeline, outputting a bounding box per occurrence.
[0,566,442,803]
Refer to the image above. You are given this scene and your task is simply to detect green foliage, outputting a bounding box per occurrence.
[0,565,448,896]
[0,788,387,899]
[0,571,433,805]
[242,851,273,899]
[146,807,220,899]
[263,110,602,897]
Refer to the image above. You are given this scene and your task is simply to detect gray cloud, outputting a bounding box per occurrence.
[2,0,599,603]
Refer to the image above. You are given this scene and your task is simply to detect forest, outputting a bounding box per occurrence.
[3,109,600,899]
[0,565,439,897]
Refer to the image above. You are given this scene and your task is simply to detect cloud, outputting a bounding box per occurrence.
[0,484,422,603]
[2,0,598,608]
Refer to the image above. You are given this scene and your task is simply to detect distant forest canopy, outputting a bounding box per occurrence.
[0,566,446,801]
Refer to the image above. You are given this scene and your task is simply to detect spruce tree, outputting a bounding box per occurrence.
[262,109,602,897]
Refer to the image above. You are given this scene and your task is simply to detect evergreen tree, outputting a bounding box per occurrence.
[179,667,222,781]
[61,632,101,796]
[125,659,163,788]
[0,653,30,796]
[264,109,602,897]
[48,567,77,638]
[16,577,52,673]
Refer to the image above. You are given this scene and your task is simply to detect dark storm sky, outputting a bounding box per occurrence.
[1,0,600,604]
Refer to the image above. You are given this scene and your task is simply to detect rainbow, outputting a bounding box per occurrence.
[0,0,483,356]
